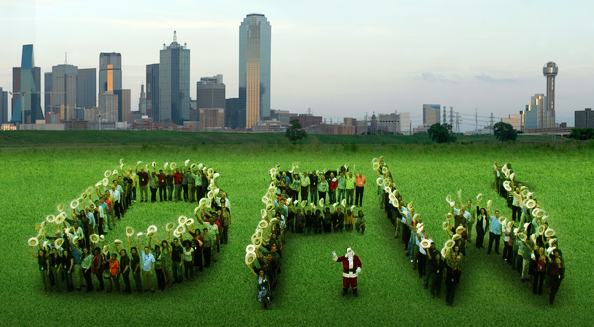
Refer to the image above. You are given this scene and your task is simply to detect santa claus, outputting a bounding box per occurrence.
[333,247,362,296]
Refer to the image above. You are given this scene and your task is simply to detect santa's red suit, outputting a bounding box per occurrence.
[334,250,362,289]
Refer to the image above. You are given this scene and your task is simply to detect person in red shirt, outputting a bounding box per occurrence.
[329,173,338,204]
[174,168,183,202]
[136,166,149,202]
[355,172,366,207]
[108,254,120,293]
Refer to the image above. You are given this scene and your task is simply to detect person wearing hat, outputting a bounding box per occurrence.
[475,207,489,249]
[194,170,204,202]
[173,168,183,202]
[332,247,362,296]
[502,221,514,265]
[136,166,149,203]
[329,173,338,204]
[111,182,123,221]
[355,172,366,207]
[487,209,502,255]
[91,247,104,291]
[157,169,167,202]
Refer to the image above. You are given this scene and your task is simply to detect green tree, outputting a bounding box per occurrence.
[428,123,456,143]
[568,128,594,140]
[286,119,307,143]
[493,122,517,142]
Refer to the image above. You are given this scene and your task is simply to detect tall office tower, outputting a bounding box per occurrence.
[543,62,558,129]
[0,87,8,124]
[44,72,52,115]
[423,104,440,126]
[197,75,225,109]
[239,14,271,128]
[52,64,78,121]
[99,53,122,93]
[12,45,43,123]
[225,98,241,129]
[146,64,159,120]
[77,68,96,109]
[138,83,147,114]
[159,31,190,125]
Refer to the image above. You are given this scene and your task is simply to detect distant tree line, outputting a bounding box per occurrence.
[568,128,594,140]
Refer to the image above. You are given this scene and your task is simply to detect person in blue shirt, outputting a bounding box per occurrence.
[487,209,502,255]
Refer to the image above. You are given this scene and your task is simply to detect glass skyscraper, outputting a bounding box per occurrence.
[239,14,271,129]
[12,44,43,123]
[160,31,190,125]
[99,53,122,94]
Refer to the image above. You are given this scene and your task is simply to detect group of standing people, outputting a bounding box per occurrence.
[30,160,231,295]
[273,167,366,208]
[493,162,565,305]
[376,158,461,306]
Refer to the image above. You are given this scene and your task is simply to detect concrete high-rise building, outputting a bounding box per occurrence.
[99,53,122,93]
[501,114,522,131]
[520,93,546,130]
[378,112,412,135]
[0,87,8,124]
[239,14,271,128]
[159,31,190,125]
[114,89,131,123]
[146,64,159,120]
[138,83,147,114]
[575,108,594,128]
[98,91,119,122]
[543,61,558,129]
[197,75,225,109]
[199,108,225,131]
[44,72,52,115]
[77,68,96,109]
[423,104,440,126]
[52,64,78,121]
[12,45,43,123]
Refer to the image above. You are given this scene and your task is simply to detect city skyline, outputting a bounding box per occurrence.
[1,0,593,130]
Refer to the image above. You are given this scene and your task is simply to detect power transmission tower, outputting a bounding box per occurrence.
[449,107,454,127]
[455,112,461,134]
[490,113,494,133]
[443,106,446,124]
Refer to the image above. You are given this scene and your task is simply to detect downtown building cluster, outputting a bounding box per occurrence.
[0,14,411,135]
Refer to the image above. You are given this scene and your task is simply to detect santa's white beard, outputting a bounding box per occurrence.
[346,252,354,269]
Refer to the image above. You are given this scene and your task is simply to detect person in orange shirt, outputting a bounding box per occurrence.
[108,253,120,293]
[355,172,366,207]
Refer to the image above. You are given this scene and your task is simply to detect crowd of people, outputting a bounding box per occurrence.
[493,162,564,305]
[245,164,367,309]
[28,160,231,294]
[374,157,564,306]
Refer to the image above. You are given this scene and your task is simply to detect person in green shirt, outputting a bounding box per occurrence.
[355,210,366,235]
[345,172,356,206]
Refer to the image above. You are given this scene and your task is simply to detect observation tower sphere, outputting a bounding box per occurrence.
[543,61,558,77]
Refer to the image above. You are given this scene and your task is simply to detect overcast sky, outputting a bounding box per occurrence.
[2,0,593,130]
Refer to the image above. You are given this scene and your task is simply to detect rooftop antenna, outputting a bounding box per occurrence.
[173,31,177,43]
[65,52,67,65]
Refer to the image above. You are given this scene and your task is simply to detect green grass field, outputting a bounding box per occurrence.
[0,142,592,325]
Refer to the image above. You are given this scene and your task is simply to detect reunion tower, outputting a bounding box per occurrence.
[543,62,558,128]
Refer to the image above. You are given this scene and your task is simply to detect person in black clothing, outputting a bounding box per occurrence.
[431,253,444,298]
[475,207,489,249]
[119,249,131,293]
[322,208,332,233]
[304,210,314,235]
[310,172,318,204]
[130,247,142,292]
[332,207,345,232]
[170,238,183,283]
[314,210,324,234]
[444,257,456,306]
